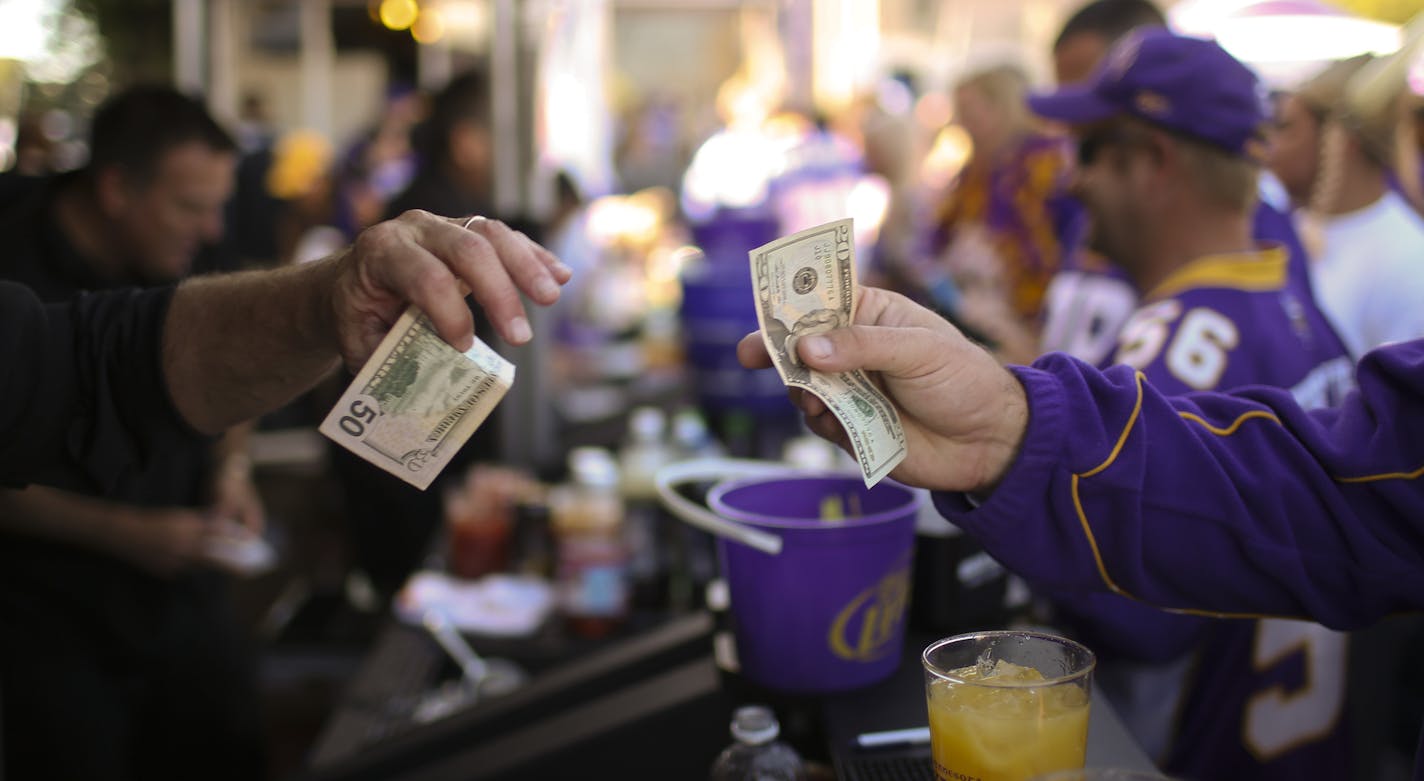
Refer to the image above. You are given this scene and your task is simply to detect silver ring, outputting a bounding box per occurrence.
[462,215,488,230]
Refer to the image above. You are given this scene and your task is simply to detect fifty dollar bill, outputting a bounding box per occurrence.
[751,218,907,487]
[320,306,513,490]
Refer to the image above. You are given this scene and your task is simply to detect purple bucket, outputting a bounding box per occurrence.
[709,474,921,693]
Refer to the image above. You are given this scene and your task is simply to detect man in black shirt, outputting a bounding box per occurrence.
[0,209,568,776]
[0,87,260,781]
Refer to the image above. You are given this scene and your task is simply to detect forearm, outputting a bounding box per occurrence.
[0,486,136,556]
[937,345,1424,628]
[164,255,342,433]
[212,422,255,480]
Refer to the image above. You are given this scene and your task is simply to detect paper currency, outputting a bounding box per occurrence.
[751,218,908,487]
[321,306,514,490]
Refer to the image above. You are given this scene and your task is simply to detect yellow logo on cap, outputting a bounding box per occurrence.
[1134,90,1171,116]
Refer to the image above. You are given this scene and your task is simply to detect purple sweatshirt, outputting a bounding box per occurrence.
[1051,245,1354,779]
[934,338,1424,779]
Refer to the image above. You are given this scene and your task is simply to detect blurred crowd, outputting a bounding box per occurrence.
[1,1,1423,779]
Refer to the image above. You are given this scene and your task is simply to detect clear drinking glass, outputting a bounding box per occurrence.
[923,630,1096,781]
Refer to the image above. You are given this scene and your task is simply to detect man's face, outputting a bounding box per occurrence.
[1054,33,1110,86]
[109,141,236,282]
[1266,94,1323,208]
[1070,120,1155,275]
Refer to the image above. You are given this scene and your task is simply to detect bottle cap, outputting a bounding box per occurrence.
[729,704,779,745]
[628,406,667,442]
[569,446,619,488]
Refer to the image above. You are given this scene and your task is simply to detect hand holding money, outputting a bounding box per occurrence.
[318,212,561,490]
[330,211,570,370]
[738,284,1028,495]
[749,219,907,487]
[322,307,515,490]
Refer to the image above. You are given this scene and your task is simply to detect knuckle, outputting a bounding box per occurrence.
[411,265,453,298]
[356,221,401,255]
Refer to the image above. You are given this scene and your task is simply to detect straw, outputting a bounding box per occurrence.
[655,457,786,555]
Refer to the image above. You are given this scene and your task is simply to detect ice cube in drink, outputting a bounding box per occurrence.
[926,659,1090,781]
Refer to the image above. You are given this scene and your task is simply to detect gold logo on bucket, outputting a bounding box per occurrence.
[828,556,911,662]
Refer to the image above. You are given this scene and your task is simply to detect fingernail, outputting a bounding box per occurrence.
[801,335,832,360]
[535,277,560,300]
[509,316,532,344]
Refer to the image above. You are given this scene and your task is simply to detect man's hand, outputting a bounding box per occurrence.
[329,211,571,369]
[165,210,573,434]
[209,460,265,536]
[104,507,217,578]
[737,287,1029,494]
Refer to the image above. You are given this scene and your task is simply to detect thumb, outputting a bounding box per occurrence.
[795,324,939,378]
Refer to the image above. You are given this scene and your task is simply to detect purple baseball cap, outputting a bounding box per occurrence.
[1029,29,1270,161]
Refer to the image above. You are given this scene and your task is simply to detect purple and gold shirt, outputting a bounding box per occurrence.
[1059,245,1356,779]
[935,335,1424,777]
[932,133,1078,324]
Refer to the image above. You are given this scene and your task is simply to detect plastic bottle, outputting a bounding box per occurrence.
[549,447,629,637]
[708,705,807,781]
[619,407,675,609]
[669,407,723,604]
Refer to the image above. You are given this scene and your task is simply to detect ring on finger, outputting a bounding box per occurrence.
[462,215,488,231]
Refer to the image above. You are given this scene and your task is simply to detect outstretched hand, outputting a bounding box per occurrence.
[330,211,571,370]
[737,287,1028,494]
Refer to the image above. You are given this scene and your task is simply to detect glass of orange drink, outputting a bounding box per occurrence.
[922,631,1096,781]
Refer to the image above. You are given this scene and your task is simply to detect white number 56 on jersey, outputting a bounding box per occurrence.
[1115,302,1240,390]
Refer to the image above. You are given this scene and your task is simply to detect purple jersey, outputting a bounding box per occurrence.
[1041,194,1327,366]
[1057,245,1356,779]
[930,133,1078,324]
[933,339,1424,779]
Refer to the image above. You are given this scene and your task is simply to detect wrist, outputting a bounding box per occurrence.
[299,253,344,358]
[975,368,1030,494]
[217,453,253,482]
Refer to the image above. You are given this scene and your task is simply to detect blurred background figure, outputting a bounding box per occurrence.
[11,113,59,176]
[1037,0,1166,366]
[1268,53,1424,359]
[1051,0,1170,86]
[0,84,264,781]
[925,63,1077,362]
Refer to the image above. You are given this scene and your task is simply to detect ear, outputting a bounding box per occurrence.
[93,166,131,215]
[1144,129,1181,182]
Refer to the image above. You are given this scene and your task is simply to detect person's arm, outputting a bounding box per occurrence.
[165,211,567,433]
[208,423,264,533]
[0,487,215,577]
[936,346,1424,629]
[0,283,184,492]
[0,211,568,491]
[737,287,1424,629]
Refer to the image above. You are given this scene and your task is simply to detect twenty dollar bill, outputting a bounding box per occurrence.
[751,218,907,487]
[320,306,514,490]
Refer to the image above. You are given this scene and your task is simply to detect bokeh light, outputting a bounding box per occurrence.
[379,0,419,31]
[412,7,446,44]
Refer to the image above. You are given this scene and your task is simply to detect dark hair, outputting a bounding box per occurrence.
[415,70,490,164]
[87,85,236,185]
[1055,0,1167,50]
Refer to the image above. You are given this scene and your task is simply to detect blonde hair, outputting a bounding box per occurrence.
[956,64,1034,134]
[1297,54,1408,213]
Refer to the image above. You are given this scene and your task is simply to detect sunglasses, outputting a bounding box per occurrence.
[1075,126,1149,166]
